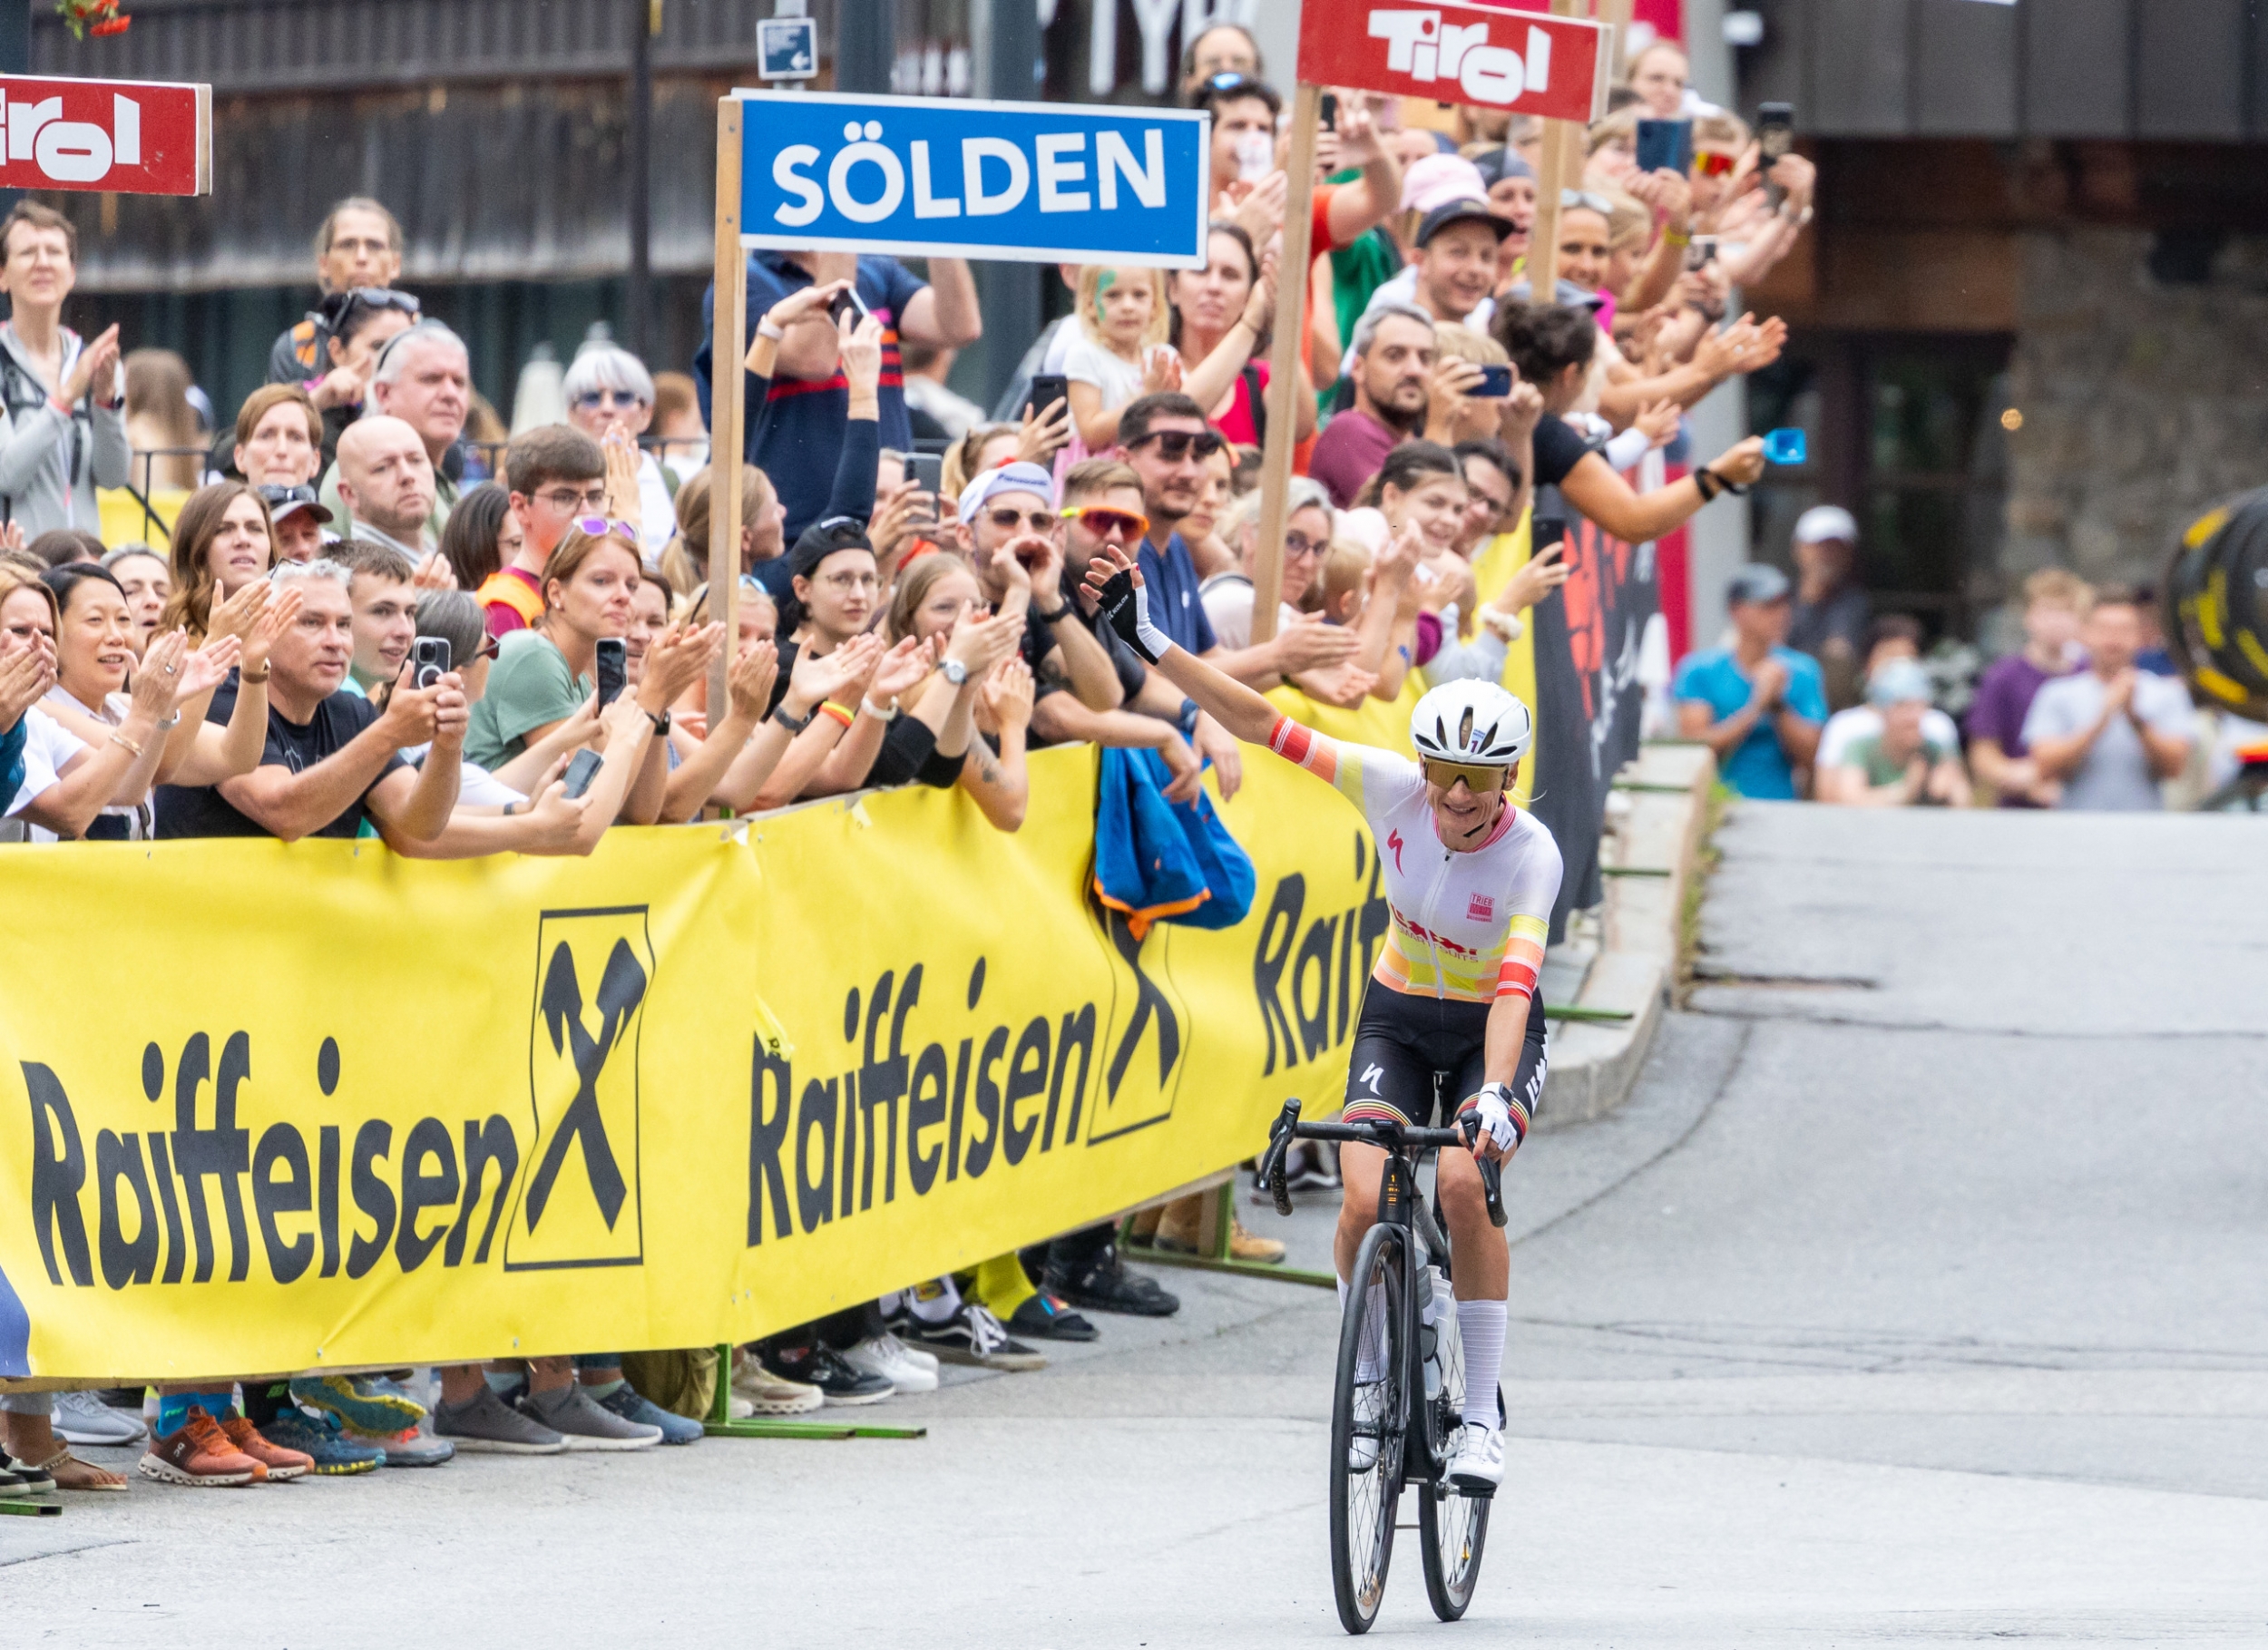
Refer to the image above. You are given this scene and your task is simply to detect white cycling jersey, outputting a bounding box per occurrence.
[1266,718,1562,1007]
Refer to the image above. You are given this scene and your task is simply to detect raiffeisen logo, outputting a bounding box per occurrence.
[1365,7,1559,105]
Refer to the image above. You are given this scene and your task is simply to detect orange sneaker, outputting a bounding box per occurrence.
[220,1413,313,1481]
[136,1406,262,1487]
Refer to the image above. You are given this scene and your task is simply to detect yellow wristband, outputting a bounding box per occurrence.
[819,700,855,728]
[1662,229,1691,248]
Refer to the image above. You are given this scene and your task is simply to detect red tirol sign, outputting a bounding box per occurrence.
[1298,4,1616,124]
[0,73,210,196]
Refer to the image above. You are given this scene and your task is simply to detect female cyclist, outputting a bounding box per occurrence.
[1083,542,1560,1491]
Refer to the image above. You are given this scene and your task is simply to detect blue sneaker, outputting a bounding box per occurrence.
[346,1413,455,1468]
[595,1383,703,1445]
[260,1408,386,1475]
[288,1374,425,1434]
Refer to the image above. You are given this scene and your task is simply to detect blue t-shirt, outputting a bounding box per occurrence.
[0,713,24,815]
[693,251,925,537]
[1139,533,1217,655]
[1672,645,1826,800]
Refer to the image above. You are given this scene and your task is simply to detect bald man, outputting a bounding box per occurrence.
[332,415,438,557]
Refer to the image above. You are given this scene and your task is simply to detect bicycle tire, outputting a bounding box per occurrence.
[1419,1287,1491,1619]
[1329,1222,1408,1635]
[1419,1468,1491,1618]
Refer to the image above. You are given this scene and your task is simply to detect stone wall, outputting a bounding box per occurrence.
[2002,229,2268,598]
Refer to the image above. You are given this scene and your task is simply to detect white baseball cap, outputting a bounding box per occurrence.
[1794,504,1858,546]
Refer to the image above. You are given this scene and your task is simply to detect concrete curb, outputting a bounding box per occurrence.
[1533,743,1716,1133]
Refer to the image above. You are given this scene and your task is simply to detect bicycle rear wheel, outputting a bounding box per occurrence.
[1419,1297,1490,1620]
[1329,1222,1408,1635]
[1419,1474,1491,1619]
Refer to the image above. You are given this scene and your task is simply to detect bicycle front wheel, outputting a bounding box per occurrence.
[1329,1222,1408,1635]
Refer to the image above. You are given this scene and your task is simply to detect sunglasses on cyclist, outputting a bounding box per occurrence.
[986,506,1058,534]
[1061,504,1150,542]
[1127,429,1227,463]
[572,516,640,541]
[1421,758,1510,795]
[1691,151,1738,178]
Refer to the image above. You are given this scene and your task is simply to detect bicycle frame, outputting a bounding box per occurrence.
[1258,1100,1504,1491]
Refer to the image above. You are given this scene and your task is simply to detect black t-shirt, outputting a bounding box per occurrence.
[1020,601,1146,708]
[1530,413,1595,489]
[155,677,408,840]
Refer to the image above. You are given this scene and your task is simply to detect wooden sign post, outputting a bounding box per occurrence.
[1247,82,1323,649]
[709,97,747,718]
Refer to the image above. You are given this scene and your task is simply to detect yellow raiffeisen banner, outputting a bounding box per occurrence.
[0,703,1415,1384]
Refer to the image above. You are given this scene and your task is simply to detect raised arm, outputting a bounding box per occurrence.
[1080,541,1283,747]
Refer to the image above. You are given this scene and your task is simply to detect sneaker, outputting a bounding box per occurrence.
[347,1413,455,1467]
[885,1333,941,1374]
[259,1408,385,1475]
[519,1382,662,1450]
[896,1302,1048,1372]
[137,1406,262,1487]
[288,1373,425,1435]
[1044,1243,1180,1317]
[728,1360,826,1416]
[594,1383,704,1444]
[55,1387,147,1446]
[433,1386,567,1455]
[1444,1421,1503,1492]
[728,1394,756,1421]
[758,1339,894,1406]
[2,1457,56,1496]
[219,1412,313,1481]
[839,1333,939,1393]
[1007,1293,1099,1342]
[0,1465,33,1499]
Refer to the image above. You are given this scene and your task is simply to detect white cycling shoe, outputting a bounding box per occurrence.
[1445,1421,1504,1492]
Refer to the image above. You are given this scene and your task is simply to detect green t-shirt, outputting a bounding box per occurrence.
[1845,731,1953,791]
[464,629,591,768]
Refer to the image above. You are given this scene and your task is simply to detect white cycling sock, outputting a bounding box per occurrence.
[1335,1278,1349,1310]
[904,1276,962,1325]
[1457,1299,1507,1429]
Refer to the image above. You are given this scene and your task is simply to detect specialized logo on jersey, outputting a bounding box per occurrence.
[1359,1062,1383,1094]
[1386,828,1405,874]
[1467,893,1494,922]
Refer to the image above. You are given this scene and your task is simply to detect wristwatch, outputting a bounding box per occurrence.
[861,697,901,723]
[1035,601,1074,625]
[772,702,816,734]
[644,708,671,736]
[939,658,969,687]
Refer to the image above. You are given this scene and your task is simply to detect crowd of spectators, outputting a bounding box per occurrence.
[1,20,2243,1502]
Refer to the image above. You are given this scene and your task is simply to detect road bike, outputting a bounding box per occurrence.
[1257,1098,1508,1635]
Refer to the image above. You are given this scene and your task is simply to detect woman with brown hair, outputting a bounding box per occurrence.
[875,551,1030,829]
[660,461,780,597]
[158,481,278,640]
[230,383,323,488]
[124,347,204,491]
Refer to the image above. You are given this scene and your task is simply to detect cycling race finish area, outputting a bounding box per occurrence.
[0,718,1408,1385]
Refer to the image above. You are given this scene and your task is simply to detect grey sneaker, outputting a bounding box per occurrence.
[55,1388,147,1446]
[519,1382,661,1451]
[433,1386,567,1455]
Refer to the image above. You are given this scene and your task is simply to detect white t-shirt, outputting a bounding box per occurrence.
[1819,704,1960,771]
[5,706,90,834]
[1061,333,1148,413]
[1198,572,1303,653]
[2021,670,2194,812]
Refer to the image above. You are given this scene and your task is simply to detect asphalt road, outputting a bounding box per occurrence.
[9,803,2266,1646]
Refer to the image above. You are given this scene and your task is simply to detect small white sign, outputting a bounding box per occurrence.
[758,17,818,81]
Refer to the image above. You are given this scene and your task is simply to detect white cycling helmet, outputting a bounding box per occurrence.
[1411,679,1534,767]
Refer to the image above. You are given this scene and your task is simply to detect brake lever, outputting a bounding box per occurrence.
[1260,1098,1302,1217]
[1456,1109,1510,1229]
